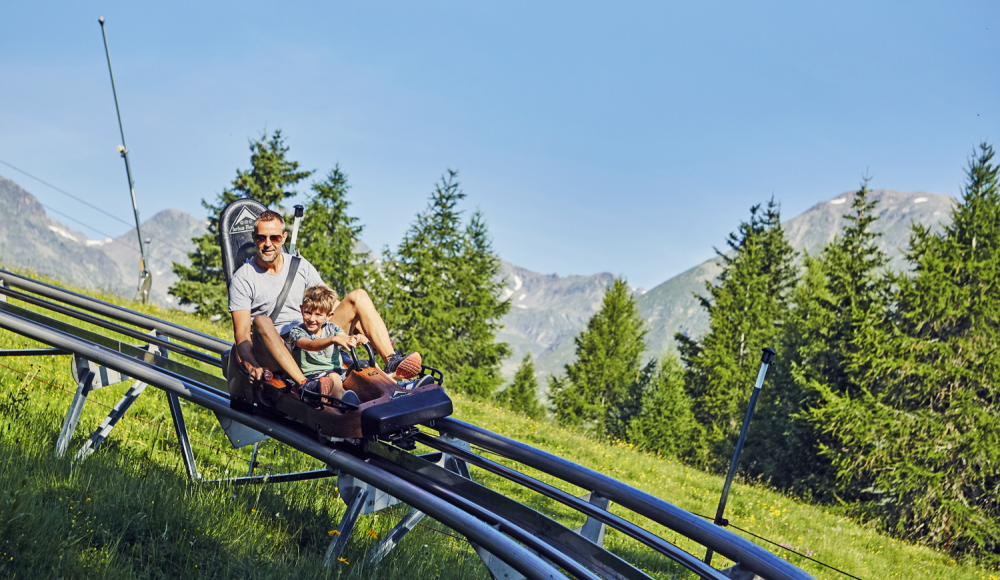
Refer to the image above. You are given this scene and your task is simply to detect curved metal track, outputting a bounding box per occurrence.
[0,270,816,580]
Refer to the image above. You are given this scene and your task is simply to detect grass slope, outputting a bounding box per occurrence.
[0,268,993,579]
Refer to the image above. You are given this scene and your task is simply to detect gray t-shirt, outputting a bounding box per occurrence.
[228,254,324,335]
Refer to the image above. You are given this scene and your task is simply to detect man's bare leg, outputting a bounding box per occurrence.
[329,289,396,364]
[252,316,307,384]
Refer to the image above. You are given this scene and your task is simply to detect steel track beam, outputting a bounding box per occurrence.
[435,419,816,580]
[0,268,231,353]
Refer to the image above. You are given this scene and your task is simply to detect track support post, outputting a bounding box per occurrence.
[324,487,368,566]
[574,492,610,545]
[56,358,95,457]
[362,434,471,569]
[75,380,148,461]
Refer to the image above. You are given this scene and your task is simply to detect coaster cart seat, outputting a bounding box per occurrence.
[218,198,452,442]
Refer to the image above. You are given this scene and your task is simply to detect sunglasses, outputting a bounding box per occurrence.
[254,234,285,244]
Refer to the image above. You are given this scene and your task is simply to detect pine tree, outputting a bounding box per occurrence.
[812,143,1000,556]
[626,354,696,457]
[678,199,797,468]
[550,277,647,436]
[297,165,371,298]
[377,170,511,397]
[496,354,544,418]
[170,130,312,316]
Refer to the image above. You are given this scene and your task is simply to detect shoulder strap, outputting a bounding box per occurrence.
[268,256,301,322]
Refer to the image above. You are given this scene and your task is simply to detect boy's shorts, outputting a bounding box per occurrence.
[306,368,348,380]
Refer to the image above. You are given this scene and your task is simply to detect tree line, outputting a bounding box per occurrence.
[539,142,1000,564]
[171,130,1000,562]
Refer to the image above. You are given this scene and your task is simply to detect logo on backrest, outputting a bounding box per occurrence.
[229,207,259,234]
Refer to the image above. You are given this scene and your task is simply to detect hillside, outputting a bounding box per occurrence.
[637,189,955,357]
[495,261,615,380]
[0,270,987,579]
[0,175,129,294]
[99,209,208,305]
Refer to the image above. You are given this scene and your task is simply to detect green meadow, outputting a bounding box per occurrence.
[0,270,994,579]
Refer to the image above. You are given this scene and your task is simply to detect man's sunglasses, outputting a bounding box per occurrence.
[254,234,285,244]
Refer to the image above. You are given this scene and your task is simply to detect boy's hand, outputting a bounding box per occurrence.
[331,333,369,349]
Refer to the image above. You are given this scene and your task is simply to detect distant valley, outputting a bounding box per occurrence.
[0,174,955,388]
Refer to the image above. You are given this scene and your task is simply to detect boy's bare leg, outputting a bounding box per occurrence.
[325,374,346,399]
[251,316,307,384]
[329,289,396,364]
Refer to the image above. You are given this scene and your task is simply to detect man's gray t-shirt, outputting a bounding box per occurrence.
[228,254,324,335]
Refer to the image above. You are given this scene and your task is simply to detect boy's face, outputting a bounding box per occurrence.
[301,306,333,334]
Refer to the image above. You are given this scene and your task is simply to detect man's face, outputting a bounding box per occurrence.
[253,219,286,264]
[300,306,333,334]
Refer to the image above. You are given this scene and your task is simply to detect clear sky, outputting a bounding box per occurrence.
[1,1,996,289]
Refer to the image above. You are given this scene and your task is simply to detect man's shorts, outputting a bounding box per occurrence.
[250,322,295,360]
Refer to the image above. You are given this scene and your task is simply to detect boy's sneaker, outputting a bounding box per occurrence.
[384,350,422,379]
[340,389,361,410]
[299,378,324,406]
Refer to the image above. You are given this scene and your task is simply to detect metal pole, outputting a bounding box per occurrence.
[288,204,304,255]
[98,16,151,302]
[704,347,775,567]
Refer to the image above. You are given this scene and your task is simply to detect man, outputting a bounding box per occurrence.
[229,210,421,393]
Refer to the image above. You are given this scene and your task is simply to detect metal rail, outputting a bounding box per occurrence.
[0,307,569,580]
[434,418,816,580]
[417,433,728,580]
[0,285,221,367]
[0,268,231,353]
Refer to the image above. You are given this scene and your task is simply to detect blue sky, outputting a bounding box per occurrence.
[1,1,996,289]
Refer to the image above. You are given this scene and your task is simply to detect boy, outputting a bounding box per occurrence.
[289,285,367,408]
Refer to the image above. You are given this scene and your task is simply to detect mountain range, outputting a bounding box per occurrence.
[0,174,955,387]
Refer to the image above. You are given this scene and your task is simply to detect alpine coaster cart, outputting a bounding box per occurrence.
[218,198,453,444]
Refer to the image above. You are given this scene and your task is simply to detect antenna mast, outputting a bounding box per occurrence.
[98,16,152,303]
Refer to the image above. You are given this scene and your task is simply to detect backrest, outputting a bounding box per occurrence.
[218,198,267,286]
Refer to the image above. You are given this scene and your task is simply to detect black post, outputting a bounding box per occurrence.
[705,347,775,567]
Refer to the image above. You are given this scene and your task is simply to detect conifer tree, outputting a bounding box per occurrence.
[496,354,544,418]
[812,143,1000,555]
[749,179,891,493]
[297,165,371,298]
[678,199,797,467]
[550,277,647,436]
[170,130,312,316]
[626,354,696,457]
[378,170,511,396]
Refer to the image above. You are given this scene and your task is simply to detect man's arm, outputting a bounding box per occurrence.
[232,310,265,381]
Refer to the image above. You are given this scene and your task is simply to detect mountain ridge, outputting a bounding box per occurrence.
[0,174,956,388]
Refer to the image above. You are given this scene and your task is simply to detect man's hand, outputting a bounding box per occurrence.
[236,339,267,381]
[245,359,266,382]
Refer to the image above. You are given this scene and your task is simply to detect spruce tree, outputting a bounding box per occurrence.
[297,165,371,298]
[626,354,696,457]
[170,130,312,316]
[496,354,544,418]
[550,277,647,436]
[749,179,891,493]
[678,199,797,468]
[812,143,1000,556]
[378,170,511,397]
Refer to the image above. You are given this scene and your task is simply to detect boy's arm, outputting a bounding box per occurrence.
[294,334,339,352]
